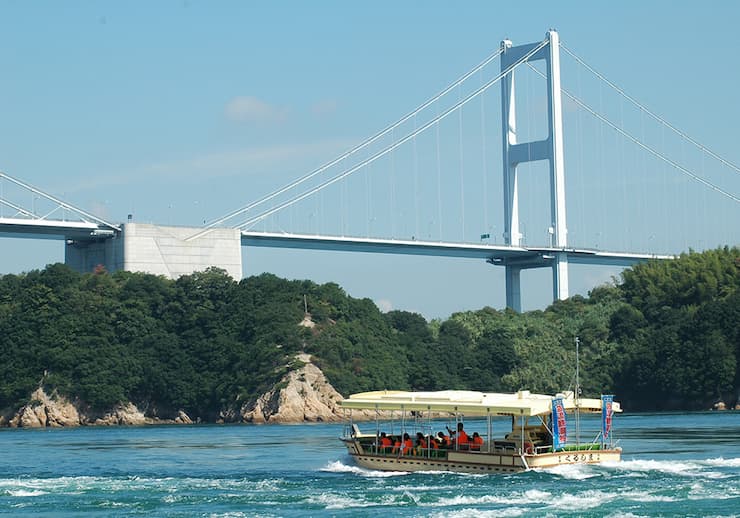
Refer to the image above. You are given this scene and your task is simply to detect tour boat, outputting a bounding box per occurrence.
[339,389,621,473]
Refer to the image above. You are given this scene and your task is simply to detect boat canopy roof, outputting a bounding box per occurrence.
[340,389,621,417]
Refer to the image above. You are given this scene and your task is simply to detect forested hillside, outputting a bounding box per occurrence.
[0,247,737,421]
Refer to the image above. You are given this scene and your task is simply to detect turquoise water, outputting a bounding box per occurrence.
[1,412,738,516]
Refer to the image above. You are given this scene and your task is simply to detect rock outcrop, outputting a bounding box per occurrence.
[242,353,345,423]
[4,387,195,428]
[4,353,350,427]
[92,402,149,426]
[9,388,81,428]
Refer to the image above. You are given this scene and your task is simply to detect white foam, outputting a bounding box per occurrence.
[429,508,527,518]
[703,457,740,468]
[539,463,598,480]
[6,489,47,497]
[621,490,676,503]
[613,459,704,477]
[306,492,375,509]
[424,489,552,507]
[321,460,409,478]
[546,489,615,511]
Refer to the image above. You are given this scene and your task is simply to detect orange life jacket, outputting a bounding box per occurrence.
[402,439,413,454]
[457,430,469,445]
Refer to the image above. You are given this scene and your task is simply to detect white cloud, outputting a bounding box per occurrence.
[375,298,393,313]
[225,96,287,124]
[310,99,338,117]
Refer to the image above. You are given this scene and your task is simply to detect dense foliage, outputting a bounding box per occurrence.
[0,247,737,418]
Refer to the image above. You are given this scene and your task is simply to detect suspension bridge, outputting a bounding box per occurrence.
[1,30,738,311]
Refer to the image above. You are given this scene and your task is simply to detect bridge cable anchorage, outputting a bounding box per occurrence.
[560,43,740,177]
[0,171,121,231]
[187,45,509,241]
[524,63,740,204]
[234,39,551,230]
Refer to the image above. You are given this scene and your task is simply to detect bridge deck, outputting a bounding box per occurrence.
[240,231,673,268]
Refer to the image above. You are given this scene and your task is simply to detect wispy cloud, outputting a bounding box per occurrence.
[310,99,338,118]
[63,138,359,193]
[225,96,288,124]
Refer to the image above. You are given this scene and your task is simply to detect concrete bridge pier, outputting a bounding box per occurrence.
[65,223,243,279]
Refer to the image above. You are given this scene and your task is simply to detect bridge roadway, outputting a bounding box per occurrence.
[0,217,116,240]
[240,231,673,268]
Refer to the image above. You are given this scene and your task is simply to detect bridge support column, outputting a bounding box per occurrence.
[552,252,569,302]
[505,266,522,313]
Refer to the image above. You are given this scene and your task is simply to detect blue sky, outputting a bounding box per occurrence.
[1,1,739,318]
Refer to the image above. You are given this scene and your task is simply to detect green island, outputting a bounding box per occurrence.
[0,246,737,425]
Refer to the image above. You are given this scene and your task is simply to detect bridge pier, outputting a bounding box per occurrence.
[65,223,242,279]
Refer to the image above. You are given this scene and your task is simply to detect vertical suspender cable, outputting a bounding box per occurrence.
[436,101,443,240]
[391,128,396,237]
[480,69,489,235]
[413,114,419,239]
[458,85,465,241]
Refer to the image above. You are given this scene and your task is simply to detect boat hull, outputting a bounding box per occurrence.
[343,440,621,473]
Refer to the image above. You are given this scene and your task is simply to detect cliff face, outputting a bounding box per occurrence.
[241,353,345,423]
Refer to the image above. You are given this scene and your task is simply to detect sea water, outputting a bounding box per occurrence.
[1,412,738,517]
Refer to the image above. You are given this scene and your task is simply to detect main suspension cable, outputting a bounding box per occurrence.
[561,43,740,176]
[190,46,508,240]
[526,62,740,203]
[236,40,550,230]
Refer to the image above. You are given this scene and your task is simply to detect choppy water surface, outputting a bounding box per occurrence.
[1,412,738,516]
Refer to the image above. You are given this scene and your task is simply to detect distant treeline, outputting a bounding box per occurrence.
[0,247,737,419]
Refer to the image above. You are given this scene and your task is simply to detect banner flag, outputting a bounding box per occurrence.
[602,395,614,441]
[552,397,567,451]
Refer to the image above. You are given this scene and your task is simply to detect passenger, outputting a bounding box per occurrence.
[437,431,451,448]
[379,432,392,452]
[401,433,413,455]
[427,434,439,449]
[414,432,427,455]
[448,423,469,449]
[471,432,484,451]
[392,436,402,454]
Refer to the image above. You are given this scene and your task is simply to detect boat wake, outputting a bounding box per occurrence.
[322,460,410,478]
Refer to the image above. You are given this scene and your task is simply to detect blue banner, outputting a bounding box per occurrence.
[602,395,614,442]
[552,397,567,451]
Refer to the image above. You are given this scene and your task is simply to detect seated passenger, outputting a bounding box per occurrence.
[427,434,439,449]
[379,432,392,452]
[392,437,402,454]
[401,433,413,455]
[414,432,427,455]
[437,431,451,448]
[471,432,484,451]
[448,423,469,449]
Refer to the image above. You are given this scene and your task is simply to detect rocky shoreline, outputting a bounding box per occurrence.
[0,353,352,428]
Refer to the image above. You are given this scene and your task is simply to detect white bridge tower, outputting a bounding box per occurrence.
[500,30,568,311]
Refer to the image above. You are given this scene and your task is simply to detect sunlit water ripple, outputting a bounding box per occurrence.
[1,412,738,516]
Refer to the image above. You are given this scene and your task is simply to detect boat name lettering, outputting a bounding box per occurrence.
[558,452,600,463]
